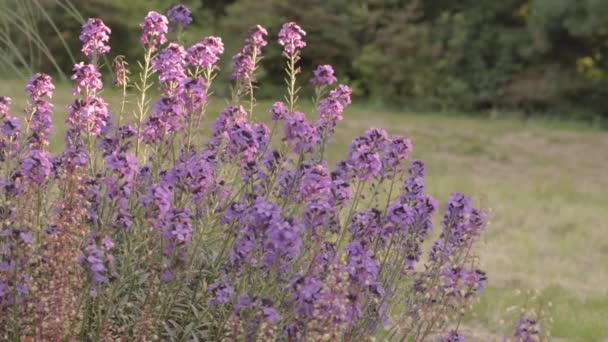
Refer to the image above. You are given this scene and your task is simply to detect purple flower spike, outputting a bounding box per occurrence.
[440,330,464,342]
[230,25,268,82]
[21,149,52,184]
[140,11,169,51]
[25,73,54,100]
[278,22,306,57]
[270,101,288,122]
[283,112,318,153]
[187,36,224,69]
[514,316,543,342]
[71,62,103,95]
[167,4,192,27]
[247,25,268,52]
[311,64,337,86]
[80,18,111,57]
[152,43,187,92]
[0,96,12,116]
[179,77,208,114]
[208,280,234,306]
[67,96,110,136]
[230,52,254,81]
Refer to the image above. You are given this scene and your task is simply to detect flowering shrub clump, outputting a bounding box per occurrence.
[0,5,525,341]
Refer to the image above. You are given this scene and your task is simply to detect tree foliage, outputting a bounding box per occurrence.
[3,0,607,120]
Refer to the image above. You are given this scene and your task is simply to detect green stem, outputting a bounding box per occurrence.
[135,48,153,159]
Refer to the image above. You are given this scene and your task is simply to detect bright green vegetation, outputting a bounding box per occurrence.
[1,80,606,340]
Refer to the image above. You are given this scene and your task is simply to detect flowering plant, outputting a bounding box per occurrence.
[0,6,530,341]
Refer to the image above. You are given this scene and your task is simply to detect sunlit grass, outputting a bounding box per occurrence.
[1,79,607,340]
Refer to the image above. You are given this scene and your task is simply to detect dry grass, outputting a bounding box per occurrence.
[1,80,607,341]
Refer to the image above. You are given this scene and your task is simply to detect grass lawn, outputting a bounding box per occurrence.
[1,79,607,341]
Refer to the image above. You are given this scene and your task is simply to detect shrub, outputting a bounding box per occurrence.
[0,5,531,341]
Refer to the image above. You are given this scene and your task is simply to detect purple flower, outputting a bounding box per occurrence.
[101,235,115,250]
[187,36,224,69]
[514,316,543,342]
[211,105,248,141]
[349,209,383,245]
[278,22,306,57]
[290,274,323,317]
[179,77,208,114]
[142,97,185,143]
[440,266,487,300]
[0,96,11,116]
[161,152,215,203]
[283,112,318,153]
[67,96,110,136]
[105,152,138,184]
[299,164,331,200]
[316,84,352,139]
[230,25,268,82]
[1,115,20,139]
[329,169,352,206]
[208,280,234,306]
[330,84,352,107]
[0,96,21,145]
[382,135,413,173]
[304,198,337,233]
[345,241,380,287]
[165,207,192,244]
[25,99,53,149]
[347,128,388,181]
[440,330,464,342]
[230,52,255,82]
[429,193,474,262]
[78,233,116,297]
[80,18,111,57]
[404,160,426,196]
[167,4,192,27]
[25,73,54,100]
[140,11,169,51]
[21,149,52,184]
[263,217,303,269]
[386,199,416,227]
[245,25,268,53]
[20,232,34,245]
[141,184,172,220]
[71,62,103,95]
[270,101,288,122]
[311,64,337,86]
[152,43,187,93]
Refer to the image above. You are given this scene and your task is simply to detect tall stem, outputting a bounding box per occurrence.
[135,48,153,159]
[287,54,298,112]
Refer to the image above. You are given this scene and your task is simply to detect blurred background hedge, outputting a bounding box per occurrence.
[2,0,608,122]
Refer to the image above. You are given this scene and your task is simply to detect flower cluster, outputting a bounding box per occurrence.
[71,62,103,95]
[311,64,337,86]
[0,97,20,158]
[24,73,54,149]
[167,4,192,28]
[152,43,187,92]
[230,25,268,83]
[0,7,499,341]
[187,36,224,69]
[140,11,169,51]
[278,22,306,58]
[80,18,111,57]
[78,233,116,296]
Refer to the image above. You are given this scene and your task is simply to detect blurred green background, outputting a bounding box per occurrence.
[2,0,608,124]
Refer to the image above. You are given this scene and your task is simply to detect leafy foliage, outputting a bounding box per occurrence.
[1,0,607,119]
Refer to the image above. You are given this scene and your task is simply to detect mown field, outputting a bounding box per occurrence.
[1,79,607,341]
